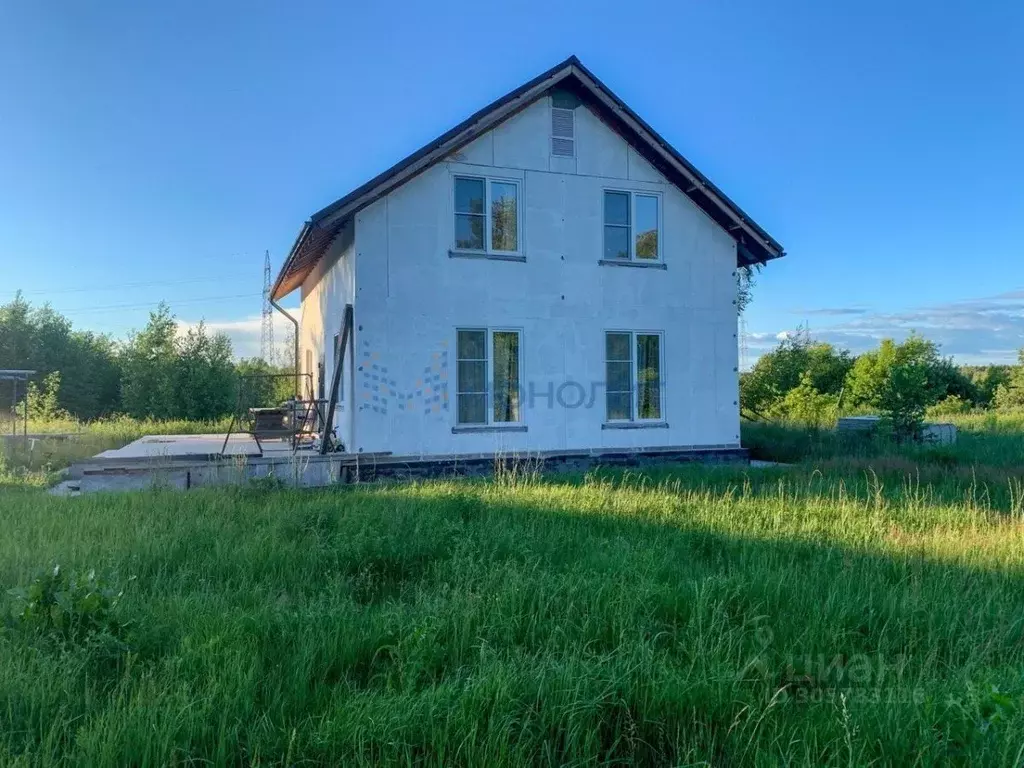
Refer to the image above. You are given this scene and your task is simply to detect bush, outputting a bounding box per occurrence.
[765,373,838,427]
[928,395,973,418]
[5,565,132,645]
[962,365,1012,407]
[25,371,70,422]
[993,351,1024,410]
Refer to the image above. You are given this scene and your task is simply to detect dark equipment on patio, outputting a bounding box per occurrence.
[220,302,352,458]
[220,372,333,456]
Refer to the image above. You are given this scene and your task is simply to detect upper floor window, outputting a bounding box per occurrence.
[603,191,660,262]
[454,176,520,254]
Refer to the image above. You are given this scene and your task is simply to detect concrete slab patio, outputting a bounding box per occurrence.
[55,432,751,496]
[93,433,298,460]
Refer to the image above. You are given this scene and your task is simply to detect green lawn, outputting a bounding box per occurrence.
[2,457,1024,765]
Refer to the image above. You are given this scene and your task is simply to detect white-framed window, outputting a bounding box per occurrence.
[605,331,663,422]
[551,106,575,157]
[456,327,522,425]
[603,190,661,261]
[453,176,521,254]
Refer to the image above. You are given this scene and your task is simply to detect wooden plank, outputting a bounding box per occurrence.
[319,304,353,454]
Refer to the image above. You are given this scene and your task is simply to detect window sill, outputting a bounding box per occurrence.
[602,421,669,430]
[598,259,667,270]
[452,424,528,434]
[449,250,526,263]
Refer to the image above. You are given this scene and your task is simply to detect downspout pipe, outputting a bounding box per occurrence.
[270,298,300,399]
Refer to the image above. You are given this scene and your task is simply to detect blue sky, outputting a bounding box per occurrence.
[2,0,1022,362]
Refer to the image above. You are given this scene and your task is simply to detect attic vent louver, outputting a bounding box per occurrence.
[551,106,575,157]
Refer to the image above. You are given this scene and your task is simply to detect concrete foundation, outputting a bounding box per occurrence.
[57,434,749,495]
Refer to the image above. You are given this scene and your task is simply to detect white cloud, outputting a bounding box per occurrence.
[800,307,869,317]
[749,289,1024,365]
[178,307,300,362]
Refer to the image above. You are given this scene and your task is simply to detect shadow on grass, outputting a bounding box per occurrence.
[285,478,1024,765]
[2,473,1024,765]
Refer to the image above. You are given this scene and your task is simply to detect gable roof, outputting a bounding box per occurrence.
[272,55,784,300]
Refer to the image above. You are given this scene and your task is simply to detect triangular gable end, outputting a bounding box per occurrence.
[272,56,784,300]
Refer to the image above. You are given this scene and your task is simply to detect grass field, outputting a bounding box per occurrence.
[2,429,1024,765]
[0,416,232,488]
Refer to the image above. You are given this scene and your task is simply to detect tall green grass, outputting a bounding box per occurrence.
[0,416,233,487]
[2,462,1023,765]
[21,414,232,437]
[743,417,1024,468]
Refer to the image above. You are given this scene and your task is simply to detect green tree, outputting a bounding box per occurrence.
[765,372,838,426]
[119,304,179,419]
[61,331,122,419]
[25,371,69,422]
[878,361,932,439]
[173,322,236,420]
[928,358,979,405]
[0,293,301,424]
[741,330,853,419]
[993,350,1024,410]
[0,293,121,419]
[846,335,944,408]
[963,364,1012,407]
[235,358,294,410]
[845,335,946,439]
[0,293,34,370]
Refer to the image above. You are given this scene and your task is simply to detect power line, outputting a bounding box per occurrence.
[10,273,255,298]
[58,293,262,316]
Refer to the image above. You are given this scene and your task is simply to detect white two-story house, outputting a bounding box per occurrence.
[271,56,784,461]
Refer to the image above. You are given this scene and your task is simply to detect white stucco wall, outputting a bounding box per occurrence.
[299,225,355,448]
[315,96,740,457]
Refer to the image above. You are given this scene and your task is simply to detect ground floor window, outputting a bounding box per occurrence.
[456,328,522,425]
[605,331,663,422]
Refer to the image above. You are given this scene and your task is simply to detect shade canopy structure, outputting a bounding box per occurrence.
[1,370,36,439]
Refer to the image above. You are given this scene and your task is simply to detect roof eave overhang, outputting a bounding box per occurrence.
[565,61,783,266]
[270,221,312,300]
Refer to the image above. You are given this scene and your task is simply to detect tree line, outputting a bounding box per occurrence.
[6,291,1023,433]
[741,329,1022,437]
[0,294,293,423]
